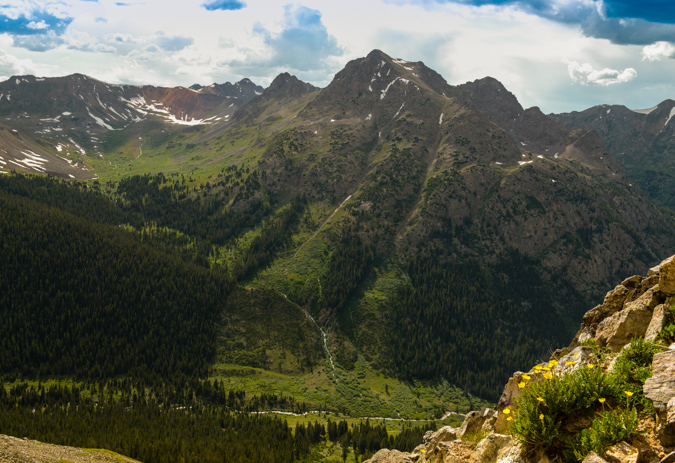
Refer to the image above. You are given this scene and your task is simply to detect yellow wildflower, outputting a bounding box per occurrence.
[421,449,426,454]
[566,361,576,366]
[518,381,526,389]
[537,397,544,402]
[539,414,544,420]
[543,372,553,380]
[548,360,559,367]
[599,398,606,403]
[522,374,531,380]
[542,366,551,371]
[624,391,634,397]
[587,364,595,369]
[503,408,511,414]
[507,417,512,422]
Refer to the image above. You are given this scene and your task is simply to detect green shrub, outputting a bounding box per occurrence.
[608,338,658,413]
[510,362,645,462]
[568,408,639,462]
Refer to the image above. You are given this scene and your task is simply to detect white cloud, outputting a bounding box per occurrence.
[0,47,50,77]
[65,30,115,53]
[565,60,637,86]
[642,41,675,61]
[26,20,49,30]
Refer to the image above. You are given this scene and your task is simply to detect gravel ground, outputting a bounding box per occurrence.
[0,434,141,463]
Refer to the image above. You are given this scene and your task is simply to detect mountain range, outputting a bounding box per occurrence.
[1,49,674,403]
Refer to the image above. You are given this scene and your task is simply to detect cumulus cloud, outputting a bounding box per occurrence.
[65,30,116,53]
[202,0,246,11]
[394,0,675,45]
[11,32,65,52]
[251,4,343,71]
[155,32,194,51]
[565,60,637,86]
[0,47,40,76]
[642,41,675,61]
[109,33,137,44]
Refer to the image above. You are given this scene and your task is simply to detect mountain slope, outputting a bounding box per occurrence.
[551,100,675,209]
[3,50,675,400]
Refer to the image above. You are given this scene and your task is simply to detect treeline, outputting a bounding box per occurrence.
[1,378,312,415]
[0,189,232,381]
[234,196,307,280]
[388,252,572,400]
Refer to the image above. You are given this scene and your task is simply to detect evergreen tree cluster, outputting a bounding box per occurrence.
[326,419,436,461]
[234,195,307,281]
[0,381,300,463]
[319,229,373,312]
[0,187,233,380]
[388,254,572,399]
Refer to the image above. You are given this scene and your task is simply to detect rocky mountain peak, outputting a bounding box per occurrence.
[454,76,523,131]
[262,72,318,100]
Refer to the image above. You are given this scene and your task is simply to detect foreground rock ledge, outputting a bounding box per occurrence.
[0,434,141,463]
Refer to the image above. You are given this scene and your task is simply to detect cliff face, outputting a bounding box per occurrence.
[368,255,675,463]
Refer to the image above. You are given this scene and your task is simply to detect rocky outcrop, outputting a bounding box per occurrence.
[571,256,675,351]
[460,409,498,437]
[660,257,675,296]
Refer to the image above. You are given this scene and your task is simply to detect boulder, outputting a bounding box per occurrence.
[425,426,458,450]
[496,442,528,463]
[622,275,643,289]
[604,441,640,463]
[584,305,610,326]
[656,397,675,447]
[364,448,417,463]
[469,434,513,463]
[604,285,631,316]
[596,287,663,352]
[659,256,675,296]
[431,440,476,463]
[583,451,609,463]
[645,304,668,342]
[644,350,675,411]
[460,409,495,437]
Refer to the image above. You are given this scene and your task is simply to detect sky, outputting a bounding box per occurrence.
[1,0,675,113]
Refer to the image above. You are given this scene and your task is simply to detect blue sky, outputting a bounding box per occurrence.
[1,0,675,113]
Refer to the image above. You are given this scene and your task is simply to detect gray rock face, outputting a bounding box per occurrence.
[460,409,496,437]
[470,434,513,463]
[595,287,663,351]
[644,350,675,411]
[645,304,668,342]
[425,425,458,452]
